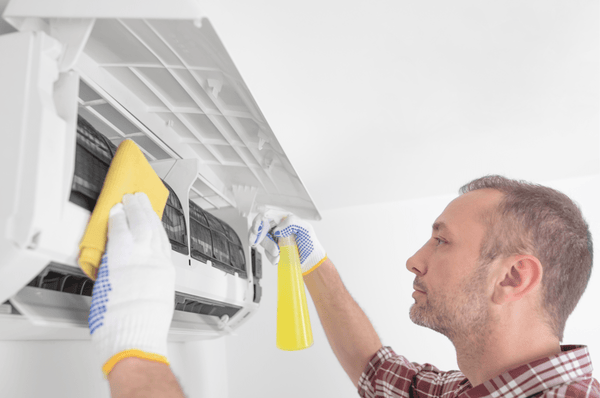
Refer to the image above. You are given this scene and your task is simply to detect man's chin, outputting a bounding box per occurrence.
[409,304,428,327]
[409,305,457,340]
[409,305,442,331]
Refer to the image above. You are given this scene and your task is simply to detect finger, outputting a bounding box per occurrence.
[273,215,299,239]
[135,192,171,258]
[153,211,172,259]
[108,202,128,239]
[122,193,151,244]
[135,192,161,230]
[260,232,280,263]
[264,250,280,266]
[156,217,172,258]
[249,214,269,246]
[107,202,133,266]
[262,210,290,228]
[135,191,155,215]
[262,232,280,265]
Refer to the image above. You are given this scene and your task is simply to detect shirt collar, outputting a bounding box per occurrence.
[460,345,594,398]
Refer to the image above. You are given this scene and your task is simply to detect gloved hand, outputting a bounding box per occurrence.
[88,192,175,378]
[249,211,327,275]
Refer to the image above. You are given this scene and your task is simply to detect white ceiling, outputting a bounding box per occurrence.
[199,0,599,212]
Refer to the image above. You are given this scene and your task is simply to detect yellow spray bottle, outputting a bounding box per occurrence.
[276,233,313,350]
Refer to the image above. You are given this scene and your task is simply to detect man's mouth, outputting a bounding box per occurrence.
[413,283,427,294]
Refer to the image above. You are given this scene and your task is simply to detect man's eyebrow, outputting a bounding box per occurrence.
[432,221,445,230]
[432,221,453,236]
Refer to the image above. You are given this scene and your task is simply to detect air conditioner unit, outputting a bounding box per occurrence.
[0,0,320,341]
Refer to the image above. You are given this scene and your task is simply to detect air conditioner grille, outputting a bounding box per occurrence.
[70,116,247,278]
[70,116,117,212]
[189,202,209,227]
[203,211,226,234]
[229,243,246,278]
[221,222,242,246]
[162,182,189,255]
[189,201,247,278]
[211,231,230,265]
[70,116,190,255]
[190,219,213,262]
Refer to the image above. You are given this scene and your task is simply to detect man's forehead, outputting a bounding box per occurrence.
[448,189,503,213]
[433,190,503,233]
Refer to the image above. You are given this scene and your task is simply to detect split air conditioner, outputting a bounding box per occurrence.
[0,0,320,341]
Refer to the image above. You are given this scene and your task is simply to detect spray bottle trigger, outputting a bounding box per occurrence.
[268,225,279,244]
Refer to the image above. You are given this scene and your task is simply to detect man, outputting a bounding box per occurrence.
[89,176,599,397]
[251,175,599,397]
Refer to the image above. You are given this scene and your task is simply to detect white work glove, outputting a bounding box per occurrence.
[88,192,175,378]
[249,211,327,275]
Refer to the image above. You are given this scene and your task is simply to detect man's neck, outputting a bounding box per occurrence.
[453,327,561,386]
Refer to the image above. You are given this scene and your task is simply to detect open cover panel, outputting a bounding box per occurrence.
[4,0,321,217]
[75,16,321,219]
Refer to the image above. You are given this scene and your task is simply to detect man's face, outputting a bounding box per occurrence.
[406,189,503,341]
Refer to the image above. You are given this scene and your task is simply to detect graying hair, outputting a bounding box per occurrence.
[460,175,593,341]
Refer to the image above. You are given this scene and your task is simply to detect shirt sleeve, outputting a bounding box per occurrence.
[357,346,468,398]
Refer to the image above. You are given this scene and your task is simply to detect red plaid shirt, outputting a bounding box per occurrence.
[358,345,599,398]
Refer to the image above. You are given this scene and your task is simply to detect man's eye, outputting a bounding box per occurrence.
[435,238,445,246]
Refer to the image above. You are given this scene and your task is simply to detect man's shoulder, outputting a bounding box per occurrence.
[532,376,600,398]
[359,346,469,398]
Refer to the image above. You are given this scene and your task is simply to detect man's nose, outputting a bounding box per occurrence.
[406,245,427,276]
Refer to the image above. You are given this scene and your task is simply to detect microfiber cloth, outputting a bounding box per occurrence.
[78,139,169,281]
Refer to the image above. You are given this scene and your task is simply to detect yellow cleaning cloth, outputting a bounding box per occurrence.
[78,139,169,281]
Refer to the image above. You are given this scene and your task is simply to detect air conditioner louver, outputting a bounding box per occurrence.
[23,262,244,322]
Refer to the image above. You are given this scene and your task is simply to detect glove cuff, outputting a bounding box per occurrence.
[103,349,170,378]
[301,247,328,275]
[93,301,172,378]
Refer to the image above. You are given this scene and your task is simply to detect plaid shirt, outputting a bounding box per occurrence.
[358,345,599,398]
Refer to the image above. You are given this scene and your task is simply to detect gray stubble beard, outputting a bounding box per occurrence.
[409,264,492,353]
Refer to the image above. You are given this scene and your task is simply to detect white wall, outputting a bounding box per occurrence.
[0,339,229,398]
[226,174,600,398]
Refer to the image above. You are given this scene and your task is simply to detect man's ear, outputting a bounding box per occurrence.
[492,255,543,305]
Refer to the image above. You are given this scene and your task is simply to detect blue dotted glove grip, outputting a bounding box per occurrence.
[274,225,314,264]
[89,254,112,335]
[253,221,265,245]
